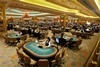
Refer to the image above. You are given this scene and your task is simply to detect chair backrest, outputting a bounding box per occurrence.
[23,52,31,64]
[4,37,10,42]
[3,34,8,38]
[16,47,24,59]
[25,38,33,43]
[10,38,17,42]
[61,48,67,58]
[38,59,49,67]
[17,40,25,49]
[3,34,6,39]
[76,39,82,45]
[55,52,61,60]
[16,47,19,53]
[20,34,27,40]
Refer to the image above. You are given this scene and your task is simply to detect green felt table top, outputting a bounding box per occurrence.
[24,42,57,58]
[8,34,21,38]
[56,36,77,41]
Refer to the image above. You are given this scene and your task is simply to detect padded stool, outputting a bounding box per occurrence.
[38,59,49,67]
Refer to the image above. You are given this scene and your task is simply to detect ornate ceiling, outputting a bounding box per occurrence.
[46,0,98,17]
[0,0,100,19]
[77,0,100,17]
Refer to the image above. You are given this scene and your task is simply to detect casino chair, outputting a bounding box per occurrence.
[5,37,18,45]
[38,59,49,67]
[3,34,12,44]
[74,38,82,48]
[76,39,82,46]
[3,34,7,43]
[60,48,68,64]
[50,52,61,67]
[73,39,82,47]
[70,38,82,50]
[16,40,25,49]
[16,47,24,65]
[20,34,27,41]
[23,52,37,67]
[4,36,11,44]
[10,38,18,43]
[25,37,33,43]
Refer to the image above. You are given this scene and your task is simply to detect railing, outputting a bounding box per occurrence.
[84,38,100,67]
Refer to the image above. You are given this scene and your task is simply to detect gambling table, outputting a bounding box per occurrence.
[23,42,58,58]
[55,36,78,42]
[8,33,21,38]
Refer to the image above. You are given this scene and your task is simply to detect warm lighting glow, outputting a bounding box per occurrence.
[94,0,100,10]
[20,0,99,18]
[86,21,91,25]
[65,20,68,22]
[22,13,30,18]
[61,20,63,22]
[75,20,77,22]
[20,0,79,13]
[10,16,14,19]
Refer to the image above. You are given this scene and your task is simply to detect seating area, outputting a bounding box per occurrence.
[14,38,69,67]
[1,21,100,67]
[3,33,27,45]
[0,0,100,67]
[0,29,100,67]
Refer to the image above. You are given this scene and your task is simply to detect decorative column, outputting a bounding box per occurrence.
[63,15,67,27]
[0,3,7,36]
[60,14,67,27]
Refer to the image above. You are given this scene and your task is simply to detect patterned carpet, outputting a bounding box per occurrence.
[0,37,21,67]
[0,33,100,67]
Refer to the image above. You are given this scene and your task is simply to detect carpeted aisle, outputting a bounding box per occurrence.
[0,33,100,67]
[62,33,100,67]
[0,37,21,67]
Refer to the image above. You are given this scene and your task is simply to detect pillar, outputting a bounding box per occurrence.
[63,15,67,27]
[0,3,7,36]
